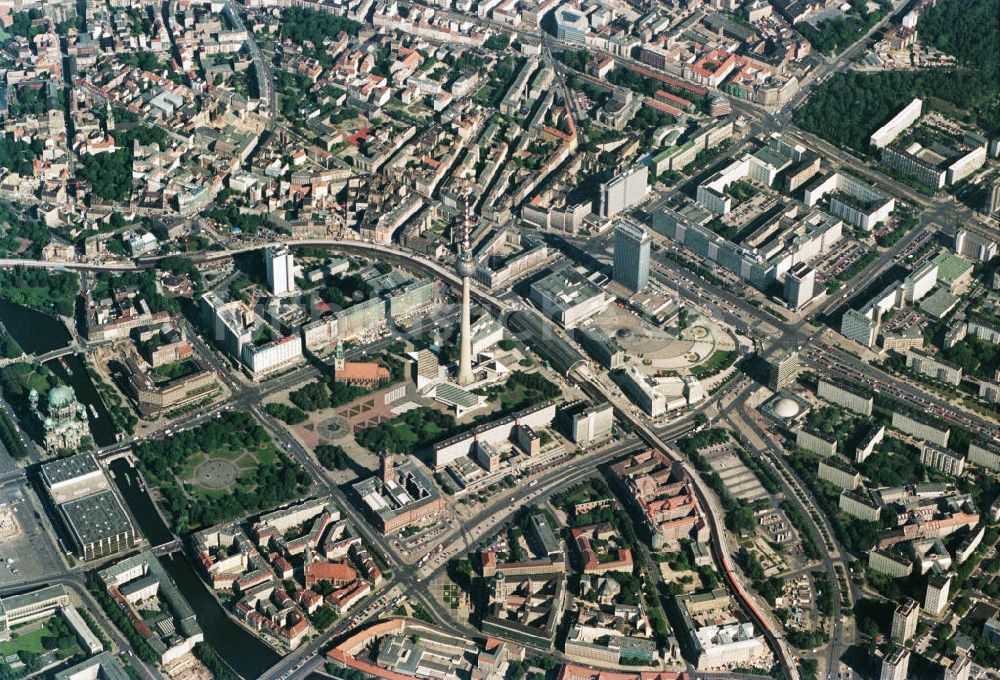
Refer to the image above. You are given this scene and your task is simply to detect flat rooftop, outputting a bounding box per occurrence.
[918,288,959,319]
[42,453,102,486]
[353,458,442,523]
[54,652,131,680]
[434,382,482,409]
[931,251,973,285]
[0,584,68,614]
[60,489,134,546]
[531,268,604,308]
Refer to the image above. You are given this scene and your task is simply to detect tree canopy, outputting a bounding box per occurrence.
[796,0,999,144]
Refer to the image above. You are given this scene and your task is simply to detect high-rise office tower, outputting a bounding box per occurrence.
[456,203,475,386]
[414,349,440,389]
[613,220,651,293]
[784,262,815,309]
[767,350,799,391]
[265,245,296,297]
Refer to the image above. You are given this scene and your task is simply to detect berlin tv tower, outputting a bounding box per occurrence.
[455,196,475,386]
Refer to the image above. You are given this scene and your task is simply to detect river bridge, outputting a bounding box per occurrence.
[0,344,79,369]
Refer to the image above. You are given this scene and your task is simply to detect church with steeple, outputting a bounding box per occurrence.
[330,338,389,390]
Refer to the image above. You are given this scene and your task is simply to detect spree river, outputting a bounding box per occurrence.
[0,301,281,678]
[0,299,71,353]
[45,353,116,447]
[110,460,280,678]
[0,300,116,446]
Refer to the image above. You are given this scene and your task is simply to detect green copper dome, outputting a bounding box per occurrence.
[48,385,75,409]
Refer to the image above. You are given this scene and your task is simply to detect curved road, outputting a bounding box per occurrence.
[573,366,800,680]
[1,239,817,679]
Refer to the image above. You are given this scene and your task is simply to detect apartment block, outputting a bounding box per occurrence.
[969,440,1000,470]
[881,325,926,352]
[944,657,972,680]
[869,548,912,578]
[890,598,919,644]
[854,424,885,464]
[840,490,881,522]
[891,411,950,447]
[955,228,998,262]
[796,428,837,457]
[600,165,648,219]
[955,524,985,564]
[904,261,938,304]
[969,316,1000,344]
[924,571,951,616]
[979,381,1000,403]
[818,458,861,490]
[803,171,895,230]
[880,646,910,680]
[905,349,963,386]
[920,444,966,477]
[817,378,873,415]
[870,99,922,148]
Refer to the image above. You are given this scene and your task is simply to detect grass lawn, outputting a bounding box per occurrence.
[484,383,536,411]
[410,420,449,442]
[690,349,737,379]
[421,422,448,439]
[555,481,610,509]
[196,488,229,501]
[179,445,274,501]
[0,626,48,656]
[234,453,258,470]
[212,445,253,462]
[384,420,446,444]
[177,452,207,480]
[496,385,528,410]
[473,84,495,105]
[257,445,276,466]
[179,443,275,490]
[3,363,54,397]
[388,422,419,443]
[0,617,74,657]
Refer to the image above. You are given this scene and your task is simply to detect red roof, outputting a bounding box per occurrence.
[336,361,390,383]
[305,561,357,584]
[345,128,372,147]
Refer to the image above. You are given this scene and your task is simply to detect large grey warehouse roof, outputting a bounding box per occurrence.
[60,489,134,547]
[41,452,101,486]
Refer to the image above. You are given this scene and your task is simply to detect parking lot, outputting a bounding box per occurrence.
[0,483,65,588]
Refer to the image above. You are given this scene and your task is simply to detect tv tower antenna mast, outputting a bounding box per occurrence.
[455,194,475,386]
